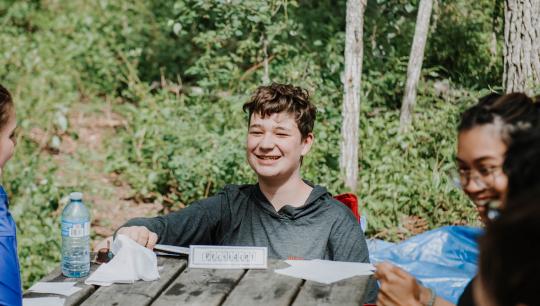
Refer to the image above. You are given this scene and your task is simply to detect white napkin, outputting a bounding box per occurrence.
[27,281,82,296]
[23,297,65,306]
[85,234,159,286]
[275,259,374,284]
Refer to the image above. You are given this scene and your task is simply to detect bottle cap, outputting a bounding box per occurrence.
[69,192,83,201]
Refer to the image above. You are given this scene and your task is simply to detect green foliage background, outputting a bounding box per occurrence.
[0,0,503,287]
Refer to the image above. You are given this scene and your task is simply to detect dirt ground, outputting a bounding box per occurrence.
[43,104,163,248]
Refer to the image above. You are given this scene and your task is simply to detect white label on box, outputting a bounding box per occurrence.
[189,245,267,269]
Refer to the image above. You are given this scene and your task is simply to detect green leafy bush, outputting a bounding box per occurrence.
[0,0,501,288]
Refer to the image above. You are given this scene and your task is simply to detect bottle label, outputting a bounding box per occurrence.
[62,221,90,237]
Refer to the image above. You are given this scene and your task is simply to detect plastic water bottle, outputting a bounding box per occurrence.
[61,192,90,278]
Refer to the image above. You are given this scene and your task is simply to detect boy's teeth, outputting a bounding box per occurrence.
[261,156,279,160]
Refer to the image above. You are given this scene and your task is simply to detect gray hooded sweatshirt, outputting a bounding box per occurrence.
[121,183,377,302]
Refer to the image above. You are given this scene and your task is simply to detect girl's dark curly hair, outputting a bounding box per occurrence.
[0,84,14,130]
[479,195,540,306]
[458,92,540,144]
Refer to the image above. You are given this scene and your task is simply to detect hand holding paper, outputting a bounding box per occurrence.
[85,234,160,286]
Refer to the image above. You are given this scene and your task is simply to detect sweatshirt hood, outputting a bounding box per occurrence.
[253,181,331,220]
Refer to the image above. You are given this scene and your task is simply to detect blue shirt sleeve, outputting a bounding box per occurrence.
[0,236,22,306]
[0,186,22,306]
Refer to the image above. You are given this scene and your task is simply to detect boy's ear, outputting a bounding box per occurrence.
[301,133,314,156]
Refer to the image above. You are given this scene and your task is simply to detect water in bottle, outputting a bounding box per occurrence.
[61,192,90,278]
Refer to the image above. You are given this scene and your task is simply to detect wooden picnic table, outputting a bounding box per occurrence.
[24,256,374,306]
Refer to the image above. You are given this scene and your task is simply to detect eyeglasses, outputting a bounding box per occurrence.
[448,166,504,222]
[456,165,503,189]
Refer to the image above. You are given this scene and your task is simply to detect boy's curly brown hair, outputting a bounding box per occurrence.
[243,83,317,140]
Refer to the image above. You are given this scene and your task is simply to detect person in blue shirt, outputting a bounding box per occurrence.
[0,84,22,306]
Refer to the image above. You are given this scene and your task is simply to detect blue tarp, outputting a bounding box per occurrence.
[369,226,483,304]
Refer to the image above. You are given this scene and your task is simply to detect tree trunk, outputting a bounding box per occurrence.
[399,0,433,133]
[262,34,270,84]
[340,0,367,192]
[503,0,540,93]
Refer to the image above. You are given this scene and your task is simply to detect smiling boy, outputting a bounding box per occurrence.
[116,83,376,300]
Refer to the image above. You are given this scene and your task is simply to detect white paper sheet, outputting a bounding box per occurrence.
[23,297,65,306]
[275,259,374,284]
[27,281,82,296]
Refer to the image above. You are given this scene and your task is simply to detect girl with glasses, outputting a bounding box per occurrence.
[375,92,540,306]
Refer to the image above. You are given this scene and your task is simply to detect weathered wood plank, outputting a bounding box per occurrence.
[23,264,99,306]
[80,256,187,306]
[222,260,303,306]
[292,275,373,306]
[151,267,245,306]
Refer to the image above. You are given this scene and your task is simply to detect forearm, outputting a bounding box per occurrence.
[117,200,221,246]
[418,286,455,306]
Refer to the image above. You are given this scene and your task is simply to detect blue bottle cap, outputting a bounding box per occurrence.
[69,192,83,201]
